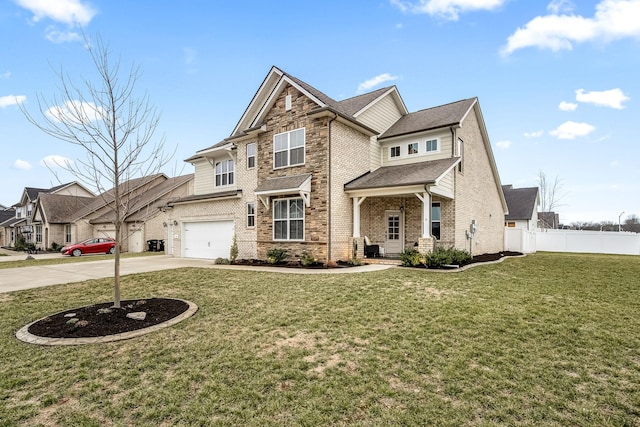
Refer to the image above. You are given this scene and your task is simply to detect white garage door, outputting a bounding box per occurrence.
[183,221,234,259]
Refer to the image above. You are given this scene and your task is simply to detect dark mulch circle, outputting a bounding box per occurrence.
[27,298,189,339]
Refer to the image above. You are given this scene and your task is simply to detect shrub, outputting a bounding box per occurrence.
[399,248,423,267]
[266,248,288,264]
[50,242,62,252]
[424,247,453,269]
[450,248,472,266]
[229,235,238,262]
[300,250,318,267]
[214,257,230,265]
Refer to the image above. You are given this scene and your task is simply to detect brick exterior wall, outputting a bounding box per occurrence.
[329,122,371,261]
[453,106,505,255]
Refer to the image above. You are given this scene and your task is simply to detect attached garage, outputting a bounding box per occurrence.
[183,220,234,259]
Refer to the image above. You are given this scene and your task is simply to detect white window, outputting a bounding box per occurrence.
[65,225,71,243]
[431,202,441,240]
[215,159,234,187]
[426,139,438,152]
[247,143,256,169]
[274,128,305,169]
[27,204,33,217]
[285,95,292,111]
[408,142,419,155]
[247,202,256,227]
[35,224,42,243]
[390,146,400,158]
[273,198,304,241]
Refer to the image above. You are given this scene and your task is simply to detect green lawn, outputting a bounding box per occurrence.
[0,251,162,270]
[1,252,639,426]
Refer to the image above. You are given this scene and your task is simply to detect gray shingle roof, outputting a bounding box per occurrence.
[255,174,312,193]
[38,193,95,223]
[336,86,394,116]
[345,158,460,190]
[502,185,539,220]
[380,98,477,139]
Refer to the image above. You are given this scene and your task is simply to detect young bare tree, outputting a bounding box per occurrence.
[21,35,171,308]
[537,170,566,229]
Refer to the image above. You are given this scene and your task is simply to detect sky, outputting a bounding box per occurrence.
[1,0,639,225]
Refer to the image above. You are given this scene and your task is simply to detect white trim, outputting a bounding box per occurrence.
[255,174,312,209]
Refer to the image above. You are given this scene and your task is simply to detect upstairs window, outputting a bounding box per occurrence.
[215,159,235,187]
[274,128,305,169]
[426,139,438,152]
[408,142,419,155]
[273,198,304,241]
[390,146,400,158]
[247,143,256,169]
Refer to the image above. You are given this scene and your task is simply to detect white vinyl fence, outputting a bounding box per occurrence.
[536,229,640,255]
[504,228,537,254]
[505,228,640,255]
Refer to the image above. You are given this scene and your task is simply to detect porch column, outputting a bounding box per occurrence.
[352,196,366,237]
[415,192,431,238]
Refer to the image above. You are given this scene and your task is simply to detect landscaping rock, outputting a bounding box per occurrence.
[127,312,147,321]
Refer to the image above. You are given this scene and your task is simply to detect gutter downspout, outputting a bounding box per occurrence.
[327,113,338,262]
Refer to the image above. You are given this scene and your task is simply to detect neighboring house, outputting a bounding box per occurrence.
[0,207,16,247]
[69,173,193,253]
[168,66,507,262]
[502,185,539,231]
[3,182,95,250]
[538,211,560,230]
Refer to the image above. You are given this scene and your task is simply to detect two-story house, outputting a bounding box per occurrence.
[167,66,507,262]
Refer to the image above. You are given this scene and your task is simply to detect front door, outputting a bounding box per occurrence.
[385,210,403,255]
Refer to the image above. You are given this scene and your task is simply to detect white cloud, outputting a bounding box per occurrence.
[16,0,96,26]
[45,27,81,43]
[1,71,10,79]
[14,159,32,170]
[547,0,575,14]
[575,88,630,109]
[495,140,511,149]
[390,0,506,20]
[524,130,544,138]
[501,0,640,55]
[0,95,26,108]
[559,101,578,111]
[550,121,595,139]
[45,100,103,124]
[40,155,73,169]
[357,73,399,92]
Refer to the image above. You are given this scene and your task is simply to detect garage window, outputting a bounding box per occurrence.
[273,198,304,241]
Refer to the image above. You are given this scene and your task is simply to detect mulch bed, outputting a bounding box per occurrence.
[27,298,189,339]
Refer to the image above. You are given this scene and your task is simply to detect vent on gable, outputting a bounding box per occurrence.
[285,95,292,111]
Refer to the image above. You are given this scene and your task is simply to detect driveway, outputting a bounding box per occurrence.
[0,254,391,293]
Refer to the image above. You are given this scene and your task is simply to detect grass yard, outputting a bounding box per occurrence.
[1,252,639,426]
[0,251,162,270]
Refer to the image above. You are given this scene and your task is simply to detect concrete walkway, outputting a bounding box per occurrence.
[0,253,393,293]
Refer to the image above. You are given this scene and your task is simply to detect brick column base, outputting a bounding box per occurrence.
[418,237,435,254]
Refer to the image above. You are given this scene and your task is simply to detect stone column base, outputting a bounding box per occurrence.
[418,237,435,254]
[350,237,365,260]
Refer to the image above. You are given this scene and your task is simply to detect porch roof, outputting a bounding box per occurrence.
[344,158,460,191]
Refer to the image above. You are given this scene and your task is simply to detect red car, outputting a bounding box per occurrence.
[61,238,116,257]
